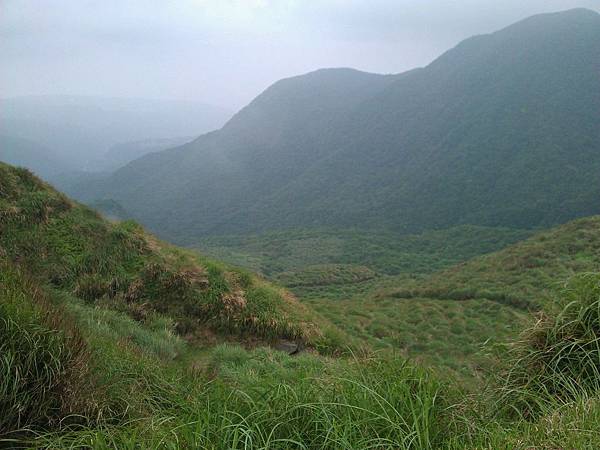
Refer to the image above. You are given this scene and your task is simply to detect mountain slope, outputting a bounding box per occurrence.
[302,215,600,376]
[98,136,193,171]
[82,68,401,240]
[271,7,600,232]
[0,162,343,350]
[385,215,600,310]
[83,9,600,243]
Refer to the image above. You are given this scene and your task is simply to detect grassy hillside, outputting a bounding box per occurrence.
[0,162,343,351]
[81,9,600,242]
[196,226,531,278]
[385,216,600,310]
[195,217,600,379]
[4,162,600,447]
[303,216,600,377]
[193,226,532,377]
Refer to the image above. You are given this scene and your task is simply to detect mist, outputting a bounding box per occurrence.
[2,0,599,110]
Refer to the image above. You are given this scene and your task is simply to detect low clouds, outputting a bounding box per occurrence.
[1,0,598,109]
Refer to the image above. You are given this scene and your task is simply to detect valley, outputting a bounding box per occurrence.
[2,6,600,449]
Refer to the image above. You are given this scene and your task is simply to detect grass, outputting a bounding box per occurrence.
[384,216,600,310]
[0,162,345,350]
[6,161,600,447]
[0,263,92,436]
[199,216,600,379]
[192,224,538,378]
[443,273,600,449]
[307,296,524,378]
[1,269,450,448]
[26,346,449,450]
[496,273,600,417]
[10,273,600,449]
[195,225,531,277]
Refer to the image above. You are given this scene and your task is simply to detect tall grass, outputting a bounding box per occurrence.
[497,273,600,417]
[0,264,91,437]
[30,346,448,449]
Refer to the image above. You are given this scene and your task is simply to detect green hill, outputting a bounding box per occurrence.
[386,216,600,309]
[192,216,600,378]
[0,162,342,351]
[5,164,600,447]
[305,216,600,376]
[81,9,600,242]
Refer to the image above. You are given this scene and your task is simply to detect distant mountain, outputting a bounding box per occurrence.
[81,9,600,243]
[0,96,232,171]
[0,134,72,178]
[96,137,193,172]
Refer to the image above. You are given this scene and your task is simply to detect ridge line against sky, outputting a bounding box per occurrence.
[1,0,599,110]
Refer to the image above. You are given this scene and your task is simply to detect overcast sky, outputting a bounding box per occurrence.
[1,0,599,110]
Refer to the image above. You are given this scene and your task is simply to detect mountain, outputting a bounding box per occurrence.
[49,137,195,199]
[97,136,193,171]
[0,96,232,171]
[80,9,600,243]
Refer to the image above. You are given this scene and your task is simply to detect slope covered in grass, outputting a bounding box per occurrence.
[0,164,450,446]
[296,217,600,378]
[1,257,447,448]
[196,226,531,279]
[4,162,600,447]
[0,162,342,350]
[5,232,600,448]
[386,216,600,310]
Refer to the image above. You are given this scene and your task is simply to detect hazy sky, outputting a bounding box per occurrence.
[1,0,599,110]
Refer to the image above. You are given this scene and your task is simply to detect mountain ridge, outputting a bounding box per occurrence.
[77,8,600,241]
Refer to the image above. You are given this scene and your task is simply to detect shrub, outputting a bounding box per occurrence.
[498,273,600,417]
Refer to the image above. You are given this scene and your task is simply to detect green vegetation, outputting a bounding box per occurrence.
[0,162,342,351]
[196,226,531,278]
[194,225,532,376]
[312,296,522,377]
[4,231,600,446]
[498,273,600,416]
[81,9,600,242]
[4,8,600,449]
[302,217,600,377]
[385,216,600,310]
[198,216,600,379]
[0,164,448,446]
[0,263,91,435]
[4,163,600,447]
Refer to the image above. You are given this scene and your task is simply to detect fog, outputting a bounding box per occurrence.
[1,0,599,110]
